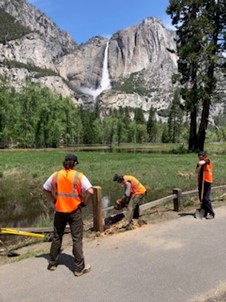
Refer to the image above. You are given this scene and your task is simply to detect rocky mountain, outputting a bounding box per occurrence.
[0,0,225,121]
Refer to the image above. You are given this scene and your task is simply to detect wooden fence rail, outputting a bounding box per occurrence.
[3,185,226,235]
[93,184,226,232]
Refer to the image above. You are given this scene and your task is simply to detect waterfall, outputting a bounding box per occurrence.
[79,41,111,100]
[99,41,111,91]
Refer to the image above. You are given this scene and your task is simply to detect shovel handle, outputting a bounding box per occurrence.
[0,228,45,238]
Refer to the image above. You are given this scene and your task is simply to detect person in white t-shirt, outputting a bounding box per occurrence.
[43,154,93,276]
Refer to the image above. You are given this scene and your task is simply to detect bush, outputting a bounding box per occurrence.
[0,9,32,43]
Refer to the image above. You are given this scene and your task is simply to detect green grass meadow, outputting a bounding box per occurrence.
[0,145,226,226]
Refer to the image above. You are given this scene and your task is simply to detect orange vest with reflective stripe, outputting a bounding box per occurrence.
[198,162,213,184]
[123,175,146,196]
[203,162,213,183]
[52,169,83,213]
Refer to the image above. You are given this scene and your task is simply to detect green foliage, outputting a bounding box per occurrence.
[134,108,145,124]
[79,107,94,144]
[1,148,226,226]
[183,197,195,208]
[147,107,158,143]
[158,108,170,118]
[168,89,184,143]
[0,76,225,148]
[0,60,58,78]
[0,8,32,43]
[102,117,114,145]
[92,119,104,144]
[112,73,153,95]
[136,124,148,143]
[167,0,226,151]
[116,120,123,146]
[161,125,170,143]
[170,144,188,154]
[0,82,83,148]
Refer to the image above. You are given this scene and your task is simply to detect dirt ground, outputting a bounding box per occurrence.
[189,282,226,302]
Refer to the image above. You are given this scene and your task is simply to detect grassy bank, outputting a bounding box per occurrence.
[0,145,226,226]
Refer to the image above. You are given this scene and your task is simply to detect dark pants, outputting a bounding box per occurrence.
[198,181,214,217]
[49,207,85,272]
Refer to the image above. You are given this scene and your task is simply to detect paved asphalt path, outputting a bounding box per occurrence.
[1,206,226,302]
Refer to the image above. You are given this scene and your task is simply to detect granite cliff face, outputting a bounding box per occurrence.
[0,0,225,120]
[0,0,81,103]
[0,0,76,56]
[55,17,178,117]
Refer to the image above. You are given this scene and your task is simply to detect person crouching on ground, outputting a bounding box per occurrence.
[43,154,93,276]
[195,151,215,219]
[113,173,146,229]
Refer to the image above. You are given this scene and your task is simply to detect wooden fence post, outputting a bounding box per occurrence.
[93,186,104,233]
[173,188,182,212]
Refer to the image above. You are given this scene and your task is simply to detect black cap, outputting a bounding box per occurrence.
[65,154,79,164]
[198,151,206,157]
[113,173,124,182]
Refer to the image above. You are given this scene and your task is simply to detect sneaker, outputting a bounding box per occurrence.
[74,264,91,277]
[47,263,57,271]
[206,213,215,219]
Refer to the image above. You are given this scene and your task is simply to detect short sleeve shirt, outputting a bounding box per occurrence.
[43,172,92,192]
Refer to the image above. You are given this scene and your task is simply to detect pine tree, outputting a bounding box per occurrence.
[134,108,145,124]
[167,0,226,151]
[146,107,158,143]
[168,90,183,143]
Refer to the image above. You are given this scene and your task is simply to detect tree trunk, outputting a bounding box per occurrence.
[196,99,210,151]
[188,107,197,151]
[197,52,217,150]
[196,1,220,150]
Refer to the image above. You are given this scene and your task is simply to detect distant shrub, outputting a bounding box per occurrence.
[0,60,58,77]
[170,144,188,154]
[0,8,32,43]
[112,72,155,96]
[158,109,171,117]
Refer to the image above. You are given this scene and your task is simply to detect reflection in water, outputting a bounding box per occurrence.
[0,197,103,228]
[0,198,53,228]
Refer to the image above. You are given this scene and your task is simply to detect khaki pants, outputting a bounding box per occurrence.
[124,193,145,224]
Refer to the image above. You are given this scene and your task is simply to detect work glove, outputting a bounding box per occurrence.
[114,199,127,210]
[198,160,206,166]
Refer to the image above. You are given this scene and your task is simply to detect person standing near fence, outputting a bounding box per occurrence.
[43,154,93,276]
[195,151,215,219]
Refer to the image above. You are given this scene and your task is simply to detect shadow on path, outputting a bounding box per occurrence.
[178,212,195,218]
[36,251,74,272]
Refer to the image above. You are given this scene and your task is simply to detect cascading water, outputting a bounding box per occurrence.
[79,41,111,100]
[99,41,111,91]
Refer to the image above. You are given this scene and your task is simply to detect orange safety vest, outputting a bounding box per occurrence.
[198,162,213,184]
[51,169,83,213]
[123,175,146,196]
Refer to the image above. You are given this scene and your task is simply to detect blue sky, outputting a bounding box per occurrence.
[27,0,173,44]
